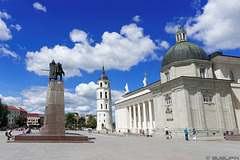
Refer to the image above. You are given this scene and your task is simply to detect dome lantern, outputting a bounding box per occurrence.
[175,26,187,43]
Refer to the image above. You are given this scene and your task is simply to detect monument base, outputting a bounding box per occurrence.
[226,135,240,141]
[9,134,93,143]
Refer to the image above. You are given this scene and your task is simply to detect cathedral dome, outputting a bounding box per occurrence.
[162,26,208,68]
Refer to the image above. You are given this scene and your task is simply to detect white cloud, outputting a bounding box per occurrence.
[1,82,124,115]
[165,0,240,52]
[33,2,47,12]
[26,23,158,78]
[156,40,170,50]
[10,24,22,31]
[191,0,201,10]
[0,44,19,59]
[0,18,12,41]
[133,15,141,22]
[70,29,88,43]
[0,11,11,19]
[0,94,22,106]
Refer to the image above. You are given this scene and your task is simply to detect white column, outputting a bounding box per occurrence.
[115,109,118,131]
[148,100,153,134]
[137,103,142,132]
[143,101,147,131]
[133,104,137,133]
[129,106,132,130]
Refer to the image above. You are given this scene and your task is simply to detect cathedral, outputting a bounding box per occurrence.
[113,26,240,136]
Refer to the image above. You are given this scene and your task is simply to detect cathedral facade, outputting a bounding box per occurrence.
[114,27,240,136]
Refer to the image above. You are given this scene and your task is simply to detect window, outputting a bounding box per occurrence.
[229,71,235,82]
[101,104,103,109]
[105,92,107,98]
[203,94,212,102]
[106,104,107,109]
[100,92,102,98]
[100,83,102,87]
[104,120,105,122]
[166,96,172,104]
[105,82,107,85]
[104,114,105,117]
[200,68,205,78]
[165,72,170,82]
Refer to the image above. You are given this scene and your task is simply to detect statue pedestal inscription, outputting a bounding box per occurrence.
[42,81,65,135]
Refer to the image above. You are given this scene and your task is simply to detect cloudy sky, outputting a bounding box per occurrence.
[0,0,240,118]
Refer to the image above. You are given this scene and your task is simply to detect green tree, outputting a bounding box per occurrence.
[15,115,27,127]
[87,115,97,129]
[112,122,116,129]
[78,117,86,128]
[65,113,75,128]
[0,103,9,127]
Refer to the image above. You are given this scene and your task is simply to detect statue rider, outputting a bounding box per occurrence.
[56,62,65,81]
[49,60,65,81]
[49,60,57,81]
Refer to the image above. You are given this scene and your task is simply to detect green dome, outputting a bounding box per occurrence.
[162,41,208,67]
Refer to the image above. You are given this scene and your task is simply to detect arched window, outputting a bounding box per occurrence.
[101,104,103,109]
[105,92,107,98]
[203,94,212,102]
[100,83,102,87]
[166,96,172,104]
[229,71,235,82]
[100,92,102,98]
[106,104,107,109]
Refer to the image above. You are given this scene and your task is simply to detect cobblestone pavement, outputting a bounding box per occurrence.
[0,130,239,160]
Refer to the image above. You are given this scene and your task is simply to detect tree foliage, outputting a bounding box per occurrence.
[87,115,97,129]
[0,103,9,127]
[15,115,27,127]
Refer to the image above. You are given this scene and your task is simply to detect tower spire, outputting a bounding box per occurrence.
[102,65,105,74]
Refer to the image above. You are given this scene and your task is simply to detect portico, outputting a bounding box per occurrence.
[114,88,156,134]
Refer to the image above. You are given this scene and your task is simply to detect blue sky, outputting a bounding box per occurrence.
[0,0,240,116]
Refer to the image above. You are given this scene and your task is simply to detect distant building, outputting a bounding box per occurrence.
[27,113,44,128]
[7,106,27,128]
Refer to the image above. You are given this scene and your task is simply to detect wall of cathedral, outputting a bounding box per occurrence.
[153,77,238,137]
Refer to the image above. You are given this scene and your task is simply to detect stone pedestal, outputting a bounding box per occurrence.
[12,80,92,143]
[42,81,65,135]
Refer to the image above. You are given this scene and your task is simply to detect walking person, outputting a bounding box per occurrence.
[184,128,189,141]
[192,128,197,141]
[165,127,169,139]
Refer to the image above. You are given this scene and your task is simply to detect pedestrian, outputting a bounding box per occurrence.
[192,128,197,141]
[6,129,13,140]
[184,128,189,141]
[165,127,169,139]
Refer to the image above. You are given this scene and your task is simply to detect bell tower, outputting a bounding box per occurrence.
[96,66,113,131]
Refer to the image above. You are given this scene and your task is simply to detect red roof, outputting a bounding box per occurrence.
[8,106,19,110]
[28,113,39,117]
[8,106,27,114]
[19,107,27,114]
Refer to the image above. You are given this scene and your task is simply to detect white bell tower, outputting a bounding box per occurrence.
[96,66,113,131]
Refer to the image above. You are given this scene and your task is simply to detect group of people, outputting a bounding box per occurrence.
[165,127,197,141]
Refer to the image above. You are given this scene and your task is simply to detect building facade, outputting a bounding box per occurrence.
[96,66,113,131]
[7,106,27,128]
[27,113,44,128]
[114,26,240,136]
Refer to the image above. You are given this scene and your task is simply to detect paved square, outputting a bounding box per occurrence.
[1,130,239,160]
